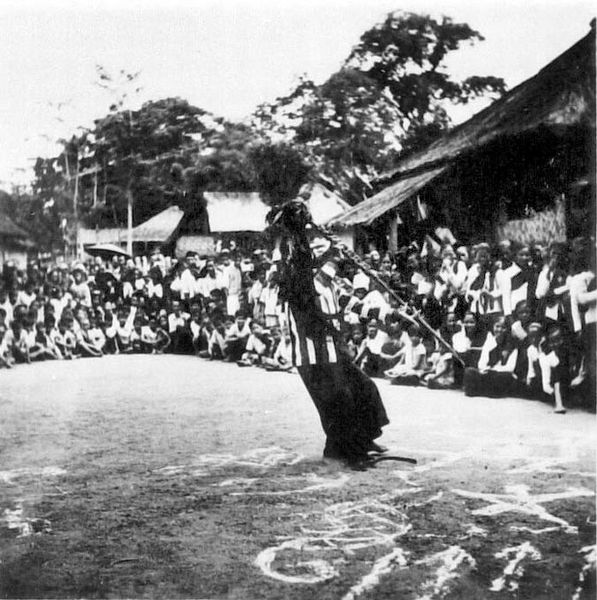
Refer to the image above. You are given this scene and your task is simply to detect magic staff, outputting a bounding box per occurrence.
[308,222,466,367]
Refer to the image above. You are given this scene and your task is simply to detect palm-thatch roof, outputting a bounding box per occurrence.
[328,27,596,227]
[326,167,447,226]
[133,205,185,242]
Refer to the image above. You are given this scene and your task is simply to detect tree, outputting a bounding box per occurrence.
[253,10,506,203]
[248,142,311,206]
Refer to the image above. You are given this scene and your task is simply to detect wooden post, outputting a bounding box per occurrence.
[126,187,133,256]
[389,212,398,255]
[73,155,80,260]
[93,167,98,207]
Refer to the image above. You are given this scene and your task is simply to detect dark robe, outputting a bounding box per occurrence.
[273,200,389,462]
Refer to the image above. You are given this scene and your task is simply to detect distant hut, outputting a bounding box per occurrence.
[0,212,34,268]
[171,186,351,256]
[328,26,596,250]
[132,205,185,254]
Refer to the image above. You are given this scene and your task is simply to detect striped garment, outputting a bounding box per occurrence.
[286,278,341,367]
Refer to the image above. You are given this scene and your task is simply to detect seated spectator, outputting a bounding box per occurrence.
[239,322,270,365]
[51,319,77,360]
[29,322,60,361]
[463,317,518,398]
[208,320,228,360]
[115,307,137,354]
[423,312,460,389]
[224,311,252,361]
[156,316,172,353]
[385,324,428,386]
[378,322,405,372]
[263,326,293,372]
[538,326,569,413]
[453,311,487,384]
[520,322,544,399]
[130,318,145,354]
[345,324,364,360]
[354,319,388,377]
[87,316,106,354]
[168,300,192,354]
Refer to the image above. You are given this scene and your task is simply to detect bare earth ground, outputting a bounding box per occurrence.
[0,355,594,600]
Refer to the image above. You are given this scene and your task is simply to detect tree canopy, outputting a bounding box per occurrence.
[5,10,505,252]
[253,11,505,203]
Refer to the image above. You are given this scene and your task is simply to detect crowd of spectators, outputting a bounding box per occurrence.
[0,233,594,413]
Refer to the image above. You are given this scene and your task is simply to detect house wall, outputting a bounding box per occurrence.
[0,246,27,268]
[496,198,566,245]
[175,235,217,258]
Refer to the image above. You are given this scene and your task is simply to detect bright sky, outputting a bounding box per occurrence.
[0,0,594,189]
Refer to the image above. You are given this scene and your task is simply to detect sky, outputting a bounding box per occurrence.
[0,0,594,189]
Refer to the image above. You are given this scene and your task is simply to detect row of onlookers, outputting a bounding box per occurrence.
[0,235,594,412]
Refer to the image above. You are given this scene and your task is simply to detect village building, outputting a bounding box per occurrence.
[0,211,35,268]
[328,26,596,253]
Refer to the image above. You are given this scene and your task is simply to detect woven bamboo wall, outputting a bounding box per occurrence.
[496,199,566,244]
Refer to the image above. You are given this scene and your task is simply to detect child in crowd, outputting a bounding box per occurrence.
[29,322,60,360]
[51,319,77,359]
[239,322,270,365]
[87,316,106,354]
[354,319,388,377]
[385,324,428,386]
[264,326,293,372]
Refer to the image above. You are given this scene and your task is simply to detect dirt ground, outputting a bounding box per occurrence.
[0,355,594,599]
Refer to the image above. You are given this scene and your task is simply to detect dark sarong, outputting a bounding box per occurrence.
[298,356,389,461]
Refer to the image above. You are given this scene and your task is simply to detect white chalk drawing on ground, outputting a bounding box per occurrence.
[490,542,542,593]
[154,446,303,477]
[341,548,408,600]
[1,502,52,538]
[572,545,596,600]
[0,466,66,485]
[412,546,477,600]
[452,484,594,534]
[255,498,412,585]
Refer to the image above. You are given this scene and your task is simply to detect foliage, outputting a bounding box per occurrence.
[8,11,506,251]
[248,142,310,207]
[253,10,506,204]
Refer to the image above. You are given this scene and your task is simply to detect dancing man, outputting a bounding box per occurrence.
[269,200,389,469]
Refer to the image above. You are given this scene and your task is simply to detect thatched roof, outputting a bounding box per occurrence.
[0,212,29,239]
[300,182,351,224]
[329,28,595,227]
[327,167,446,227]
[133,205,185,242]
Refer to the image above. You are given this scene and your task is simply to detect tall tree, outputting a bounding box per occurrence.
[253,10,506,204]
